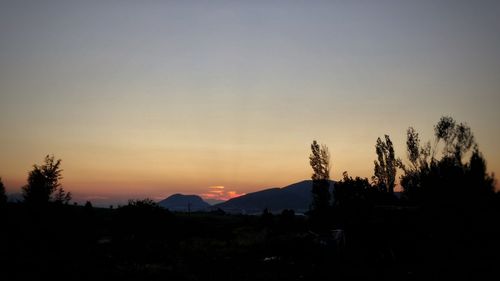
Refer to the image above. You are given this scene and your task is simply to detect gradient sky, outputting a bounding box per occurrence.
[1,0,499,204]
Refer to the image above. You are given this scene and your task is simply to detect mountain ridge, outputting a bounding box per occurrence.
[213,180,334,214]
[158,193,210,212]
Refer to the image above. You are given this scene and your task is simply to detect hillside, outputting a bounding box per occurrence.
[214,180,334,214]
[158,194,210,212]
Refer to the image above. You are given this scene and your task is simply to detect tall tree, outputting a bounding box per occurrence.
[434,116,474,162]
[22,155,69,206]
[334,171,372,209]
[0,177,6,205]
[400,116,495,203]
[373,135,398,194]
[399,127,431,200]
[54,187,72,205]
[467,146,496,197]
[309,140,331,214]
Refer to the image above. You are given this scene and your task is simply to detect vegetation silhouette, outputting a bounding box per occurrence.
[1,116,499,280]
[333,171,374,226]
[395,117,498,280]
[0,177,6,206]
[22,155,71,207]
[84,200,93,209]
[309,140,332,225]
[399,116,495,206]
[373,135,398,194]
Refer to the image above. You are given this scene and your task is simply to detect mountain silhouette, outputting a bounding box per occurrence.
[213,180,334,214]
[204,198,226,205]
[158,194,210,212]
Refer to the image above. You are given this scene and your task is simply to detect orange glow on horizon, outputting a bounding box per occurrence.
[200,185,246,201]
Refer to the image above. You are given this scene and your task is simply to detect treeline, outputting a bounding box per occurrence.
[310,116,497,226]
[306,116,500,279]
[0,115,499,280]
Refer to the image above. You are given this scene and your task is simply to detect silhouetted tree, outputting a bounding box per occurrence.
[115,198,172,241]
[399,117,495,204]
[0,177,6,206]
[373,135,398,194]
[83,201,94,219]
[333,172,375,228]
[398,127,431,201]
[434,116,474,162]
[397,118,498,276]
[84,201,93,209]
[309,140,331,215]
[467,147,496,197]
[54,187,72,204]
[406,127,432,170]
[334,172,373,209]
[22,155,70,206]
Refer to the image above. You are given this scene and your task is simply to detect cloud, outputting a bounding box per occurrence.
[200,186,245,201]
[226,191,245,198]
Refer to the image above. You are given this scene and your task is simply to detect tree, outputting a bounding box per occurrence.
[54,187,72,204]
[84,201,93,209]
[22,155,70,206]
[398,127,431,200]
[434,116,474,162]
[0,177,6,205]
[399,117,495,203]
[467,146,496,198]
[334,171,372,208]
[373,135,398,194]
[332,172,379,228]
[115,199,172,240]
[405,127,431,171]
[309,140,331,214]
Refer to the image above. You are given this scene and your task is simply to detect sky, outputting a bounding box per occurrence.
[1,0,499,205]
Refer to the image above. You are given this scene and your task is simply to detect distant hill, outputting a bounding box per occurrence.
[158,194,210,212]
[213,180,334,214]
[204,198,226,205]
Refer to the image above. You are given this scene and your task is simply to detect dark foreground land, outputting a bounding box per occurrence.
[1,201,500,281]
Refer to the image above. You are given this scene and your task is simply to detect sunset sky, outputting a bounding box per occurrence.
[1,1,499,205]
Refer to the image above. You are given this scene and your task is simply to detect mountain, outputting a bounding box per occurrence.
[158,194,210,212]
[204,198,226,205]
[213,180,334,214]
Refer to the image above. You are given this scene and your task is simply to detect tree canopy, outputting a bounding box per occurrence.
[0,177,6,205]
[373,135,398,194]
[22,155,71,206]
[399,116,495,204]
[309,140,331,215]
